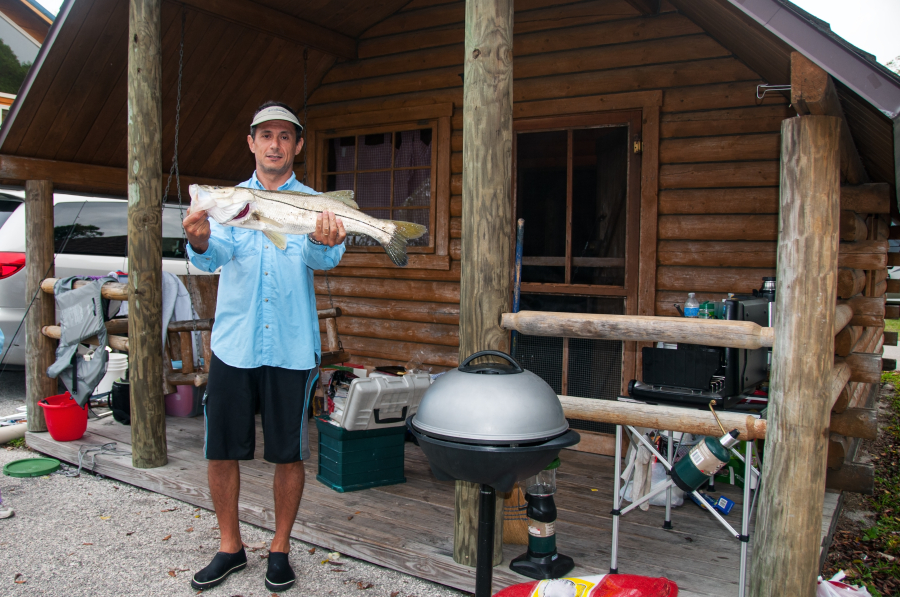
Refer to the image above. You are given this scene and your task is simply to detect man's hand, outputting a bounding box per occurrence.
[183,206,211,254]
[310,211,346,247]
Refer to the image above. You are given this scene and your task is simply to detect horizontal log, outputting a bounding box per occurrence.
[832,384,852,413]
[165,372,209,387]
[660,105,791,138]
[321,262,461,282]
[840,296,886,327]
[659,134,780,164]
[450,239,461,261]
[337,334,459,368]
[837,240,889,270]
[558,395,766,440]
[830,361,852,412]
[658,187,779,215]
[825,462,874,495]
[313,276,460,304]
[884,331,898,346]
[840,353,882,383]
[662,80,789,113]
[322,315,459,347]
[41,325,129,352]
[316,296,460,325]
[874,269,889,284]
[875,217,889,240]
[834,325,862,357]
[450,195,462,217]
[320,350,352,367]
[451,174,461,195]
[887,305,900,320]
[884,358,896,371]
[834,303,853,336]
[656,266,775,293]
[887,280,900,294]
[317,308,342,320]
[659,161,780,189]
[41,278,129,300]
[840,210,869,243]
[501,311,774,349]
[841,183,891,214]
[887,254,900,267]
[838,269,867,300]
[830,408,878,441]
[658,215,777,241]
[874,280,887,298]
[827,434,849,470]
[105,319,128,335]
[167,318,214,333]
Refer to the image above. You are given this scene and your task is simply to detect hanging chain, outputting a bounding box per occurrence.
[164,7,197,321]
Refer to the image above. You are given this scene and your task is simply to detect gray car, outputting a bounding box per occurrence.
[0,191,206,367]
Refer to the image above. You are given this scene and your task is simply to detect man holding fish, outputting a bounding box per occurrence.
[182,102,347,592]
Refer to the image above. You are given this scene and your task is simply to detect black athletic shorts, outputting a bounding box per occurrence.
[203,353,318,464]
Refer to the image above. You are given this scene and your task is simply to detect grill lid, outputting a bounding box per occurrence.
[412,350,568,444]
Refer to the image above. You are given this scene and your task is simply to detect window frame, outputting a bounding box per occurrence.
[306,104,453,271]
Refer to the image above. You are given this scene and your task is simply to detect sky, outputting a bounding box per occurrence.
[30,0,900,67]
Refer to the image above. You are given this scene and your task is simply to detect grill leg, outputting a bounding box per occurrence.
[475,484,496,597]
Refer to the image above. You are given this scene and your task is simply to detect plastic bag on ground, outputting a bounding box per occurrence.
[493,573,678,597]
[816,571,873,596]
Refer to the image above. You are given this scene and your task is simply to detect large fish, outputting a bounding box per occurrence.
[189,184,427,267]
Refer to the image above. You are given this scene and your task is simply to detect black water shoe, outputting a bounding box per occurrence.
[191,548,247,590]
[265,551,296,592]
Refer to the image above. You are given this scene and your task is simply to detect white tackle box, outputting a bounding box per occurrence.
[330,373,431,431]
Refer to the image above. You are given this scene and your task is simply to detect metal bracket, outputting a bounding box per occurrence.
[757,84,792,100]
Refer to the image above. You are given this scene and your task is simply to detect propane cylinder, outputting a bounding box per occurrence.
[671,430,740,493]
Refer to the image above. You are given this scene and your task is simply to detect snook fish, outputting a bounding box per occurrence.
[189,184,427,267]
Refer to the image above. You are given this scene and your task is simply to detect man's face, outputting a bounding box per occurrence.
[247,119,303,179]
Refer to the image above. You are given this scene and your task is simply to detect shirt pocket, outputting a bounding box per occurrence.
[232,228,261,258]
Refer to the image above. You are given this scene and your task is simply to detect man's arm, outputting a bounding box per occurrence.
[183,207,233,271]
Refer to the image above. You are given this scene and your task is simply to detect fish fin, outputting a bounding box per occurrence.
[256,214,284,229]
[264,230,288,251]
[381,221,428,267]
[320,190,359,210]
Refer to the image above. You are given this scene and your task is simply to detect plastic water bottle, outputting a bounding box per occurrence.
[684,293,699,318]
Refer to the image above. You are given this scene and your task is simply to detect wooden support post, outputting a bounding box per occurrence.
[750,116,840,597]
[24,180,56,432]
[456,0,513,568]
[128,0,166,469]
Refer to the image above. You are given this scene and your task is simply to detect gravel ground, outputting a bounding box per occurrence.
[0,446,469,597]
[0,368,26,417]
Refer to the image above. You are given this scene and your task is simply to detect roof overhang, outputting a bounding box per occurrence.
[727,0,900,119]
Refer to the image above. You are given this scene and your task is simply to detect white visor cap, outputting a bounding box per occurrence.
[251,106,302,131]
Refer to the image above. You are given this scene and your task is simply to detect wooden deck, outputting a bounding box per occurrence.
[26,415,840,597]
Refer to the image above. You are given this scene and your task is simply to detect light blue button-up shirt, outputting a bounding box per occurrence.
[187,172,345,371]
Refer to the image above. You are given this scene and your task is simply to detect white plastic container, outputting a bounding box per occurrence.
[331,373,431,431]
[684,292,699,318]
[89,352,128,397]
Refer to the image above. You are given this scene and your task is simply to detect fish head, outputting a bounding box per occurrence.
[189,185,254,225]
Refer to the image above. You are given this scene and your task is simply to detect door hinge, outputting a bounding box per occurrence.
[633,139,643,154]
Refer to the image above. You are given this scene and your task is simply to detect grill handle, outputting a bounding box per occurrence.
[458,350,524,374]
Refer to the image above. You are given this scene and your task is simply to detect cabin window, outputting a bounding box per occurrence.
[318,123,437,252]
[512,111,643,432]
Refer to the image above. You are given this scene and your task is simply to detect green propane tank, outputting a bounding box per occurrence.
[671,430,740,493]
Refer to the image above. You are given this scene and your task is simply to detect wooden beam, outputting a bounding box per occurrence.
[24,180,56,432]
[501,311,774,349]
[623,0,660,15]
[456,0,513,570]
[750,115,841,597]
[558,396,766,440]
[829,362,852,411]
[176,0,356,59]
[830,408,878,441]
[837,268,866,299]
[42,325,130,352]
[840,210,868,242]
[128,0,166,469]
[841,183,891,214]
[842,353,883,383]
[825,462,874,494]
[884,331,898,346]
[0,154,235,196]
[41,278,129,299]
[791,52,869,185]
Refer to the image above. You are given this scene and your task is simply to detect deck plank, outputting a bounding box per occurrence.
[23,416,836,597]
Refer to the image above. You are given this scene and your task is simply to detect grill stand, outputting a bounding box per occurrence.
[476,484,496,597]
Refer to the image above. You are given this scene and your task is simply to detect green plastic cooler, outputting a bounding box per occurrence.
[315,417,407,492]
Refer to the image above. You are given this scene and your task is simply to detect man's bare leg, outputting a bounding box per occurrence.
[271,461,305,553]
[208,460,242,552]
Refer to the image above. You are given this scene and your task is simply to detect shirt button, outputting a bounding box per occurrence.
[265,298,269,302]
[264,272,268,275]
[265,245,269,249]
[265,325,269,328]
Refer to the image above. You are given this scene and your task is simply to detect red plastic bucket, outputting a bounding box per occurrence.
[38,392,87,441]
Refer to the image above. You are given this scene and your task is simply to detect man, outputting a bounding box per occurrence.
[182,102,346,592]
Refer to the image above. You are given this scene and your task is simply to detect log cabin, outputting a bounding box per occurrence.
[2,1,900,593]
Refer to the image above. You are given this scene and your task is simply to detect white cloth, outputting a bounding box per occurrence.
[161,271,200,365]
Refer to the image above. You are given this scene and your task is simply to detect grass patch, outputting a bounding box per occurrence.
[823,374,900,596]
[2,436,25,449]
[883,319,900,334]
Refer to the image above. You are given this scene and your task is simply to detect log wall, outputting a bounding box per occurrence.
[307,0,799,370]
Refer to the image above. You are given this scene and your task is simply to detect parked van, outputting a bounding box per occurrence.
[0,190,207,366]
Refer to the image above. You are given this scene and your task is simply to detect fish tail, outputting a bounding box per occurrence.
[382,221,427,267]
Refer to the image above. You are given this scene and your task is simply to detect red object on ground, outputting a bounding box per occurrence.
[493,574,678,597]
[38,391,88,441]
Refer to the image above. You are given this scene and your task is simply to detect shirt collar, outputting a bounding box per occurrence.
[250,171,297,191]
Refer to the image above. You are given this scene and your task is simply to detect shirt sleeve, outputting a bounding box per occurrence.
[187,221,234,272]
[302,235,345,271]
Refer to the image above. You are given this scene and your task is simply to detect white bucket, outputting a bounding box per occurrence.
[91,353,129,397]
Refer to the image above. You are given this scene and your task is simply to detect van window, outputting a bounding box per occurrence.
[54,201,188,258]
[0,197,21,230]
